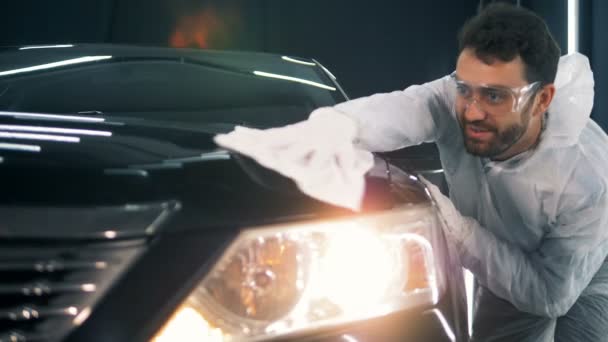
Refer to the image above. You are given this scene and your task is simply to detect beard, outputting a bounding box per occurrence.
[459,107,532,158]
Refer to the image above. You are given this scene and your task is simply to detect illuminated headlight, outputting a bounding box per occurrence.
[152,205,445,341]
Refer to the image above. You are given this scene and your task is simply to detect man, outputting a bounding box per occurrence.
[217,3,607,341]
[319,3,607,341]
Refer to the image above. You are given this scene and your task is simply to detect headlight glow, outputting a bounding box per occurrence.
[312,227,397,312]
[152,205,444,341]
[152,307,224,342]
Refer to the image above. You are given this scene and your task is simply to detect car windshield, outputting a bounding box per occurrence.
[0,46,344,128]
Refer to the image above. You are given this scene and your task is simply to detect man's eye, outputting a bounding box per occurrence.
[482,89,508,104]
[456,84,471,97]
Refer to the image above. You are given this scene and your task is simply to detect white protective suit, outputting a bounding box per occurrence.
[321,52,608,341]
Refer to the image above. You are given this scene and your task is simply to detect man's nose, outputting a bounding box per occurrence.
[463,98,487,122]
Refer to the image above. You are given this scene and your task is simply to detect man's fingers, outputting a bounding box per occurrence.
[419,175,458,216]
[419,175,443,198]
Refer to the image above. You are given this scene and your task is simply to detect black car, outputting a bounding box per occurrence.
[0,44,466,342]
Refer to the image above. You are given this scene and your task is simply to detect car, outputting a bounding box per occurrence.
[0,44,467,342]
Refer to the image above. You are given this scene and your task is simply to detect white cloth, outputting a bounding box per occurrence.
[325,52,608,341]
[213,110,374,211]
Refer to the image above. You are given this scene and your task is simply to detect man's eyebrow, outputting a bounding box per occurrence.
[453,73,513,89]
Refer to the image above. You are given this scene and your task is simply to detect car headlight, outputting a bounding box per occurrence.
[152,205,445,341]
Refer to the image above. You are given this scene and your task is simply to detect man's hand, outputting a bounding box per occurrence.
[420,177,474,243]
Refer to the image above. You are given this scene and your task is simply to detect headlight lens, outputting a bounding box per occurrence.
[152,205,445,342]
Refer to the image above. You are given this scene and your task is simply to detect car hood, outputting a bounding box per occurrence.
[0,113,429,229]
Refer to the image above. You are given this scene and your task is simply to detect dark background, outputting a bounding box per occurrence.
[0,0,605,130]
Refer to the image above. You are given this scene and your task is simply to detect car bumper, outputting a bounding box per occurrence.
[289,306,457,342]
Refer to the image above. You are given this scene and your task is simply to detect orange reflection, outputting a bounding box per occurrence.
[205,236,301,321]
[170,6,239,49]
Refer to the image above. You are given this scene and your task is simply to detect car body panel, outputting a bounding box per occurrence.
[0,45,466,342]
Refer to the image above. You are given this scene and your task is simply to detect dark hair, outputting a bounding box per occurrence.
[458,3,560,85]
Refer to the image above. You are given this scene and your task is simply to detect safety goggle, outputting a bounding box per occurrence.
[450,72,541,114]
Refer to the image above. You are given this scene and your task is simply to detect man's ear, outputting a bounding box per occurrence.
[534,84,556,116]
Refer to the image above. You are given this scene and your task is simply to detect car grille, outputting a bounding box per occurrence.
[0,201,179,342]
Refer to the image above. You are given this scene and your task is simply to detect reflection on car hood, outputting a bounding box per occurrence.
[0,112,225,169]
[0,44,316,78]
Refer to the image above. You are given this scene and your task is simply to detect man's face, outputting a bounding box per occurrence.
[454,48,538,158]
